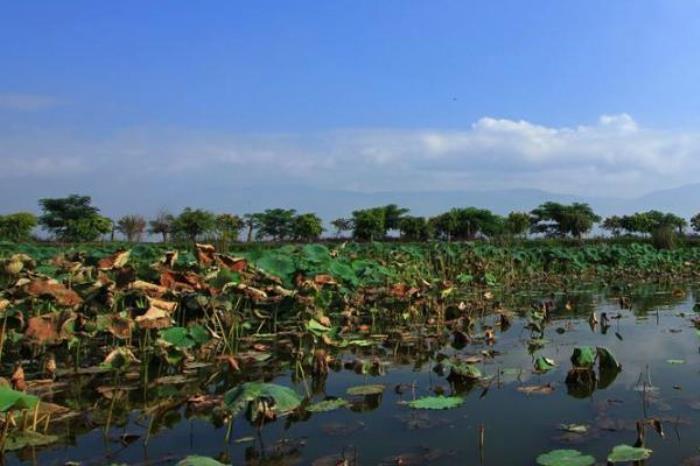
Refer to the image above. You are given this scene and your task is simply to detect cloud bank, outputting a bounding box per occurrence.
[1,114,699,200]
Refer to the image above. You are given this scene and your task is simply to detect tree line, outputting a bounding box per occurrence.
[0,194,699,244]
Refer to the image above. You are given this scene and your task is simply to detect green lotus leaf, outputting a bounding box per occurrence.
[570,347,596,368]
[407,396,464,410]
[306,398,349,413]
[176,456,228,466]
[607,444,652,463]
[346,384,385,396]
[224,382,302,417]
[536,449,595,466]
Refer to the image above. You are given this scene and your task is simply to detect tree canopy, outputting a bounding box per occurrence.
[39,195,111,242]
[0,212,37,242]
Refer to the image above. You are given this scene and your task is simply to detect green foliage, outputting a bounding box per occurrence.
[159,325,211,349]
[173,208,216,242]
[505,211,530,237]
[570,347,596,368]
[0,212,37,242]
[536,449,595,466]
[620,210,687,236]
[431,207,504,240]
[534,356,556,372]
[530,202,600,238]
[255,208,297,241]
[176,456,228,466]
[306,398,349,412]
[291,213,324,241]
[607,445,652,463]
[215,213,244,245]
[407,396,464,410]
[651,226,676,250]
[602,215,623,236]
[3,431,58,451]
[692,212,700,233]
[39,194,111,242]
[224,382,302,416]
[399,216,432,240]
[352,207,387,241]
[0,386,39,412]
[346,384,385,396]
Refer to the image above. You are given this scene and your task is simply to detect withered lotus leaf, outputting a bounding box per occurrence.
[97,250,131,270]
[195,243,217,266]
[24,279,82,307]
[216,254,247,272]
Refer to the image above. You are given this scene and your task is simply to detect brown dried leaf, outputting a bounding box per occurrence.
[217,254,247,272]
[195,243,216,266]
[98,250,130,270]
[25,314,60,344]
[131,280,169,297]
[24,279,82,307]
[11,364,26,391]
[107,315,134,339]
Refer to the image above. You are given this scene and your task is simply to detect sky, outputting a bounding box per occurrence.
[3,1,700,216]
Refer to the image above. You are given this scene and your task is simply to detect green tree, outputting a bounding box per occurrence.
[399,216,432,241]
[243,213,263,242]
[39,194,111,242]
[504,211,530,238]
[352,208,386,241]
[0,212,38,242]
[149,211,175,243]
[255,209,297,241]
[620,211,687,236]
[215,214,244,244]
[383,204,410,231]
[291,213,324,241]
[530,202,600,238]
[430,210,459,241]
[330,218,354,238]
[601,215,623,237]
[691,213,700,233]
[116,215,147,242]
[430,208,503,240]
[173,208,216,242]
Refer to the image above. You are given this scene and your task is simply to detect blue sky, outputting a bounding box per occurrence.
[2,1,700,215]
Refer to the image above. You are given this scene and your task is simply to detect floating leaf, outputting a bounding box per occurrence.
[570,347,596,368]
[596,347,621,370]
[306,398,349,413]
[558,424,588,434]
[448,362,482,380]
[346,384,385,396]
[607,444,652,463]
[517,384,554,395]
[536,449,595,466]
[3,431,58,451]
[224,382,301,417]
[407,396,464,410]
[535,357,557,372]
[176,456,228,466]
[0,386,39,412]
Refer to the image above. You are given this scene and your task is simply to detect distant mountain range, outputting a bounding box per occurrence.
[3,182,700,222]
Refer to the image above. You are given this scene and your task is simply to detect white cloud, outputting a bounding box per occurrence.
[0,93,61,111]
[1,114,699,198]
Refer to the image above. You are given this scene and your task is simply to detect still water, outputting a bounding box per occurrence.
[6,285,700,465]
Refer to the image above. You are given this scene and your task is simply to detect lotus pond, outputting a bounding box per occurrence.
[3,243,700,465]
